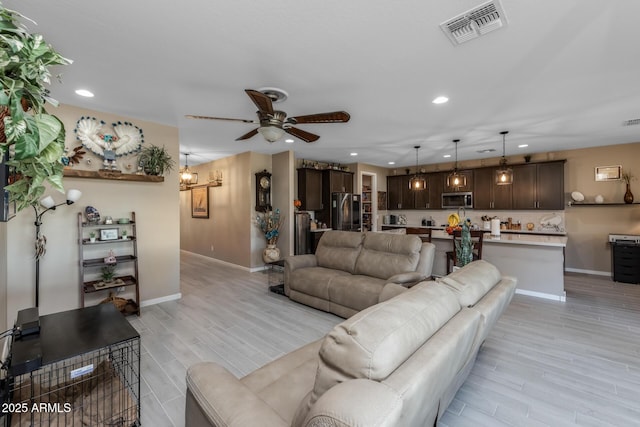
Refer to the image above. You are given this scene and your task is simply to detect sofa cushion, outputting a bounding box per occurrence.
[314,231,364,274]
[354,232,422,280]
[438,260,502,307]
[327,274,387,312]
[288,267,351,300]
[307,282,460,413]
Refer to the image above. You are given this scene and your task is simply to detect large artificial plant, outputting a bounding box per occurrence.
[0,3,72,213]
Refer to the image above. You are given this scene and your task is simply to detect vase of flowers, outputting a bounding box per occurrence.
[256,208,284,262]
[622,170,635,204]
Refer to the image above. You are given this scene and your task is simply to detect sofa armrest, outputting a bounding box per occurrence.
[303,379,402,427]
[186,362,288,427]
[387,271,426,286]
[285,254,317,272]
[378,283,410,303]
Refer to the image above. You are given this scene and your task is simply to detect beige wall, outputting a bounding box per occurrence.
[4,104,181,326]
[179,150,295,269]
[561,142,640,273]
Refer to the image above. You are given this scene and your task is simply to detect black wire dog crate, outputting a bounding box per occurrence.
[5,305,140,426]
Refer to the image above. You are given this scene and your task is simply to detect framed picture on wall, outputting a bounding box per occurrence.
[191,186,209,218]
[377,191,387,210]
[595,165,621,181]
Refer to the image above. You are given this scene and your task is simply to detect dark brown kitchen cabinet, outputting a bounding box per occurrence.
[324,170,353,193]
[297,168,323,211]
[414,172,444,209]
[442,170,474,192]
[512,161,564,210]
[387,175,414,210]
[474,167,512,210]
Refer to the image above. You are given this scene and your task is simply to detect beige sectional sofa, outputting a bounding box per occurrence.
[284,230,436,318]
[186,260,517,427]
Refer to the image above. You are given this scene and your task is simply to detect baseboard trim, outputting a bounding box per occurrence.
[564,267,611,277]
[515,289,566,302]
[180,250,259,272]
[141,293,182,307]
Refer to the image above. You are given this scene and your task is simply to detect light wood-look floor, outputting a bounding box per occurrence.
[131,252,640,426]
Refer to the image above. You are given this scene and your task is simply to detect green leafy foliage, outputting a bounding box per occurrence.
[1,2,72,212]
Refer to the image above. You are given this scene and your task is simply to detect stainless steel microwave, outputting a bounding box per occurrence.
[442,192,473,209]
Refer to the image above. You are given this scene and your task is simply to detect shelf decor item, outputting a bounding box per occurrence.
[621,169,635,204]
[0,4,73,216]
[100,228,118,241]
[137,144,175,176]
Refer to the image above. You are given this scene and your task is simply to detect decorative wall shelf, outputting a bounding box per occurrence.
[63,169,164,182]
[179,182,223,191]
[568,201,640,206]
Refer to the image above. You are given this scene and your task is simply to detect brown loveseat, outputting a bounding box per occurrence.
[283,230,436,318]
[185,260,517,427]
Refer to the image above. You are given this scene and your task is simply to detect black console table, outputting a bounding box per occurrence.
[7,304,141,426]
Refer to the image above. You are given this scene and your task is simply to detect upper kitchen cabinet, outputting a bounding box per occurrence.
[474,167,512,210]
[324,170,353,194]
[512,161,565,210]
[387,175,414,210]
[443,170,474,193]
[297,168,323,211]
[414,172,444,209]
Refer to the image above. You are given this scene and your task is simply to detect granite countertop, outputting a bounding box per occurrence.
[430,230,568,247]
[382,223,567,236]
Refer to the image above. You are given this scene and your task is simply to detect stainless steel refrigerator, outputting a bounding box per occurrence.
[294,212,312,254]
[331,192,361,231]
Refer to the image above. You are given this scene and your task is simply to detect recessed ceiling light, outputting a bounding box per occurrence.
[518,144,528,148]
[285,139,294,144]
[432,96,449,104]
[443,154,452,158]
[350,152,358,156]
[388,161,395,165]
[75,89,94,97]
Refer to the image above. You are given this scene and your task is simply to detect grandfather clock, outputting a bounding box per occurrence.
[255,170,272,212]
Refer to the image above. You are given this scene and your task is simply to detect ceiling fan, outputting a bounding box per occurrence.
[186,89,350,143]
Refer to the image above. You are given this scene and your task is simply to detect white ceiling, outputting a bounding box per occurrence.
[6,0,640,168]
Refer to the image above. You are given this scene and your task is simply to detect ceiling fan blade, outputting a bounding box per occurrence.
[288,111,350,124]
[235,128,259,141]
[245,89,274,115]
[185,115,255,123]
[285,127,320,143]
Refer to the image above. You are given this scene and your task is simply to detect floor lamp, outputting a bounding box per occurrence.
[33,189,82,307]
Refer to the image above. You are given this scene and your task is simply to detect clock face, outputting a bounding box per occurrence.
[260,176,271,189]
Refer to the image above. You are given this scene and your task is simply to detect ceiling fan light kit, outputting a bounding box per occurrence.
[187,88,350,144]
[495,131,513,185]
[447,139,467,189]
[409,146,426,191]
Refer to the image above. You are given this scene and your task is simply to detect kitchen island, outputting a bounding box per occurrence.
[429,230,568,301]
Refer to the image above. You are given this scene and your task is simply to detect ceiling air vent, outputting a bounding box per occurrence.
[440,0,508,46]
[623,118,640,126]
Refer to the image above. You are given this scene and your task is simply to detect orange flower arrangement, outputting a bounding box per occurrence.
[293,199,302,210]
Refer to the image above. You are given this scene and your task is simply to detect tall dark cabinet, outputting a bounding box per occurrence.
[512,161,564,210]
[474,167,512,210]
[297,168,323,211]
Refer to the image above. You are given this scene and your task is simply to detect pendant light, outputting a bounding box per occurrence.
[408,146,426,191]
[495,131,513,185]
[180,152,193,185]
[447,139,466,189]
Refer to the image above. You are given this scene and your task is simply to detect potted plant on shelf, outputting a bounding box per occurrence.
[89,231,96,243]
[622,169,635,204]
[137,145,175,176]
[0,4,72,213]
[121,230,127,240]
[256,208,284,263]
[100,264,116,285]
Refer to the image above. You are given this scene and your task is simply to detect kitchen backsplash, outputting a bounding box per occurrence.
[378,210,566,233]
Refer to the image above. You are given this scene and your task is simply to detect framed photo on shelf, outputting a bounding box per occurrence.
[100,228,119,241]
[595,165,621,181]
[191,186,209,218]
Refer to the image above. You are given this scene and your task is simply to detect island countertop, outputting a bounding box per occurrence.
[430,230,567,247]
